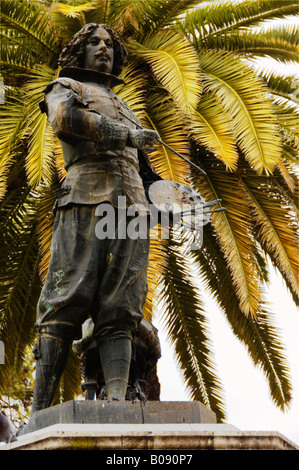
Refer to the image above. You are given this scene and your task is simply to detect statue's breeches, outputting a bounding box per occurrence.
[36,204,149,343]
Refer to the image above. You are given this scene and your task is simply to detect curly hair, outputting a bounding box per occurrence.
[58,23,127,76]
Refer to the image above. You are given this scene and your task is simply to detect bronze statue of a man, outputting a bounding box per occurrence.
[31,23,160,413]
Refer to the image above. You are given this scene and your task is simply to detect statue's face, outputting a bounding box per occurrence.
[83,26,114,74]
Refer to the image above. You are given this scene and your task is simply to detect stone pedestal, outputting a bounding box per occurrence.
[1,401,298,451]
[18,400,216,435]
[1,423,297,451]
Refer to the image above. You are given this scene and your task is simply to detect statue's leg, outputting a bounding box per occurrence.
[98,337,132,401]
[30,335,69,415]
[32,206,101,413]
[94,213,150,401]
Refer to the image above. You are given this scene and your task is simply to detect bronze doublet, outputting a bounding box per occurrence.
[43,70,149,210]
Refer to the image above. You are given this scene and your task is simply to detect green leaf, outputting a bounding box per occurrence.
[242,174,299,303]
[142,90,191,183]
[192,152,263,316]
[192,225,292,410]
[128,31,201,112]
[0,0,58,57]
[140,0,212,35]
[258,69,299,102]
[24,66,57,188]
[52,1,97,19]
[0,90,28,200]
[0,189,41,382]
[0,36,36,80]
[178,0,299,42]
[189,94,239,171]
[201,26,299,63]
[199,50,282,175]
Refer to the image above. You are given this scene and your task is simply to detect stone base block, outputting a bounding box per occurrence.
[18,400,216,436]
[2,423,298,450]
[2,401,297,451]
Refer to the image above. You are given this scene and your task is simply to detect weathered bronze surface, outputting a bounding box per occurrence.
[31,23,161,414]
[73,318,161,402]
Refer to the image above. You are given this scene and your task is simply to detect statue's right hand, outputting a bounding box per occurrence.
[128,129,159,149]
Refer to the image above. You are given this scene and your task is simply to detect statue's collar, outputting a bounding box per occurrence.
[59,67,125,88]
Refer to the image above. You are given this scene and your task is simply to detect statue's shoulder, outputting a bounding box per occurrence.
[40,77,87,113]
[44,76,84,95]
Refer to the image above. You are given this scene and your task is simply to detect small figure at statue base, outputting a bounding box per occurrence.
[72,318,161,402]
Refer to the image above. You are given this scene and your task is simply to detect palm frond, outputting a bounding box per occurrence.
[258,69,298,103]
[24,66,57,189]
[201,27,299,63]
[199,50,282,175]
[273,163,299,217]
[276,160,296,192]
[0,0,58,57]
[139,0,211,35]
[113,60,146,117]
[142,90,191,183]
[177,0,299,42]
[128,30,201,112]
[36,185,57,284]
[261,23,299,45]
[0,38,36,81]
[241,174,299,303]
[0,90,27,200]
[116,66,191,182]
[281,143,299,167]
[49,7,83,40]
[272,100,299,151]
[189,94,239,171]
[51,1,97,19]
[144,237,167,323]
[49,1,100,40]
[81,0,141,30]
[192,151,262,316]
[192,225,292,410]
[0,188,41,388]
[104,0,144,35]
[158,236,226,421]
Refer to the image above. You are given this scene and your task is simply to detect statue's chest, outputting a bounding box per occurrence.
[82,83,125,122]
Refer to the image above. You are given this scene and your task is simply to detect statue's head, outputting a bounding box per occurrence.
[58,23,127,76]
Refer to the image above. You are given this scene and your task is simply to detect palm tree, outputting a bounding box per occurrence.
[0,0,298,422]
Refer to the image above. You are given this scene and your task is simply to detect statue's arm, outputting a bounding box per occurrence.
[42,81,158,151]
[44,82,130,150]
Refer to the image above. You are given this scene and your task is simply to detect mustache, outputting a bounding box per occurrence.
[95,52,110,59]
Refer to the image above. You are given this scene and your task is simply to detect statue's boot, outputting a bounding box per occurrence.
[99,338,131,401]
[30,335,69,415]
